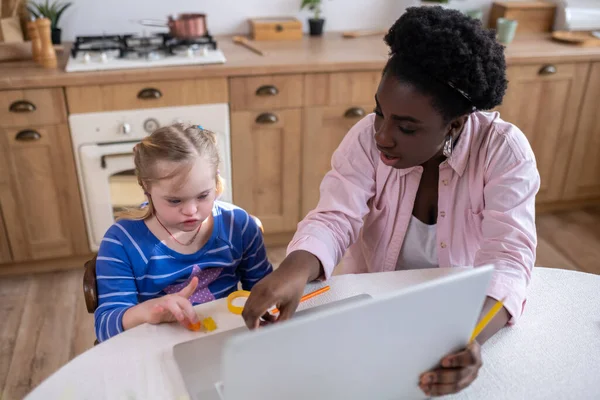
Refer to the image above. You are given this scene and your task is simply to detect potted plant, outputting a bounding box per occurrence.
[27,0,72,45]
[301,0,325,36]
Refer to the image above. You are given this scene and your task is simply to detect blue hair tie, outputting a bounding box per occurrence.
[197,125,203,130]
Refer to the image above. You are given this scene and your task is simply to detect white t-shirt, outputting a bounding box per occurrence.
[395,215,439,270]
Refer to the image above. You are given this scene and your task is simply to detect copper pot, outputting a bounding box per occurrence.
[140,13,208,39]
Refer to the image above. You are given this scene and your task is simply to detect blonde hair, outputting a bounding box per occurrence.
[117,123,224,220]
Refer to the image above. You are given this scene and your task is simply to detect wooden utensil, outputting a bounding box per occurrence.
[232,35,264,55]
[342,29,387,38]
[551,31,600,47]
[26,17,41,62]
[36,17,56,68]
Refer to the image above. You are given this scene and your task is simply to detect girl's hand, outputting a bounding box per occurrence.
[145,276,200,326]
[242,250,322,329]
[419,340,482,397]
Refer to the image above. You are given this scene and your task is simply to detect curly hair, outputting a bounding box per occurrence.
[383,6,507,121]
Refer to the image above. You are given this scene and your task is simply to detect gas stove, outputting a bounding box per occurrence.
[65,32,226,72]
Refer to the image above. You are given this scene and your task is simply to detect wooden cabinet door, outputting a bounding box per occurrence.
[563,62,600,201]
[0,187,12,264]
[0,124,88,261]
[496,63,589,203]
[301,105,373,217]
[0,143,12,263]
[230,109,302,233]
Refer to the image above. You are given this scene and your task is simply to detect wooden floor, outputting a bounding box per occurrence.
[2,208,600,399]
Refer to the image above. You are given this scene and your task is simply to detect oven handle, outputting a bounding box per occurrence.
[100,152,134,169]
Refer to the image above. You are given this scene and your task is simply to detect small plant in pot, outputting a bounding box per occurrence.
[28,0,72,45]
[301,0,325,36]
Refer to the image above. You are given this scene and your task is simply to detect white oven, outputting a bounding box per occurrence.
[69,104,232,252]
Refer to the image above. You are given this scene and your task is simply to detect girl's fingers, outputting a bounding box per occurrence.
[165,297,185,322]
[174,296,198,323]
[177,276,199,299]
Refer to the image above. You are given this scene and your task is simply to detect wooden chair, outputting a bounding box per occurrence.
[83,215,264,343]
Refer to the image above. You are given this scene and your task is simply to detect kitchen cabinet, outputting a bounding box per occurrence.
[65,78,228,113]
[0,205,11,263]
[0,124,88,262]
[301,72,379,217]
[0,88,67,127]
[301,104,374,217]
[230,109,302,234]
[305,71,380,107]
[563,62,600,201]
[229,74,304,111]
[496,62,590,203]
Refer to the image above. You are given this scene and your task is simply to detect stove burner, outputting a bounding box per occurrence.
[71,32,219,60]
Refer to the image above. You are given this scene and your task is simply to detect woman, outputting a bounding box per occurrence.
[243,6,540,396]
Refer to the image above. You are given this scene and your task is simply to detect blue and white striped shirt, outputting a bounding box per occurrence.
[94,201,272,342]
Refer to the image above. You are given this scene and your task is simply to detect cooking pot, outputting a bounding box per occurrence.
[140,13,208,39]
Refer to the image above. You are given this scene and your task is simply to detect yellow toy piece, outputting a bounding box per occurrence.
[202,317,217,332]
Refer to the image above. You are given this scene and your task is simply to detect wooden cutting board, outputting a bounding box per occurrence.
[551,31,600,47]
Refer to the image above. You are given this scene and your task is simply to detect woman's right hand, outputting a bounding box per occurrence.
[242,250,323,329]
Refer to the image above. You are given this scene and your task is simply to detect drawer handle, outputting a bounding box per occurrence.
[15,130,41,141]
[255,112,279,124]
[538,65,557,76]
[255,85,279,97]
[344,107,366,118]
[137,88,163,100]
[9,100,36,113]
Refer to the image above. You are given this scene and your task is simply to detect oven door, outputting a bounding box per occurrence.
[79,141,142,250]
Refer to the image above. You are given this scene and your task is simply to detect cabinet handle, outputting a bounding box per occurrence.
[255,85,279,96]
[137,88,162,100]
[15,129,42,141]
[344,107,366,118]
[9,100,36,113]
[255,112,279,124]
[538,65,557,76]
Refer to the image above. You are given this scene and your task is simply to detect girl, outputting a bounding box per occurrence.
[242,6,540,397]
[94,123,272,342]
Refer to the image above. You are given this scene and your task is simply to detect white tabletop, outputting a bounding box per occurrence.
[26,267,600,400]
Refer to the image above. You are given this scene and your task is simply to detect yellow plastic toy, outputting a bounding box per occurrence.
[202,317,217,332]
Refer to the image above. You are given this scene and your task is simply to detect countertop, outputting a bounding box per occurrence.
[2,33,600,90]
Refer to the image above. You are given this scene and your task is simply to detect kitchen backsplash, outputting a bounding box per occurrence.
[60,0,504,41]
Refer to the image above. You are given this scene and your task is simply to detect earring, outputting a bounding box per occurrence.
[443,135,453,158]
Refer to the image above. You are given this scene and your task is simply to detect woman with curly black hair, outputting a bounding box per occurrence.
[243,6,540,396]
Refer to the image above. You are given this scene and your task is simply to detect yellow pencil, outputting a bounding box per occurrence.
[469,298,506,343]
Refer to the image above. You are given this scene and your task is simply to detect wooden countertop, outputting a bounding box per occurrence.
[1,32,600,90]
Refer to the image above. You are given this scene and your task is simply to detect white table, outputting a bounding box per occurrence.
[26,267,600,400]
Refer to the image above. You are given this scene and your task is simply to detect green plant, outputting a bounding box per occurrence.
[28,0,72,29]
[301,0,322,20]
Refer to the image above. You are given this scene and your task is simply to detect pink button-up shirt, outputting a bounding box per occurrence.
[288,111,540,324]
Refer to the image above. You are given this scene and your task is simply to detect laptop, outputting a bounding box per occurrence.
[174,265,493,400]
